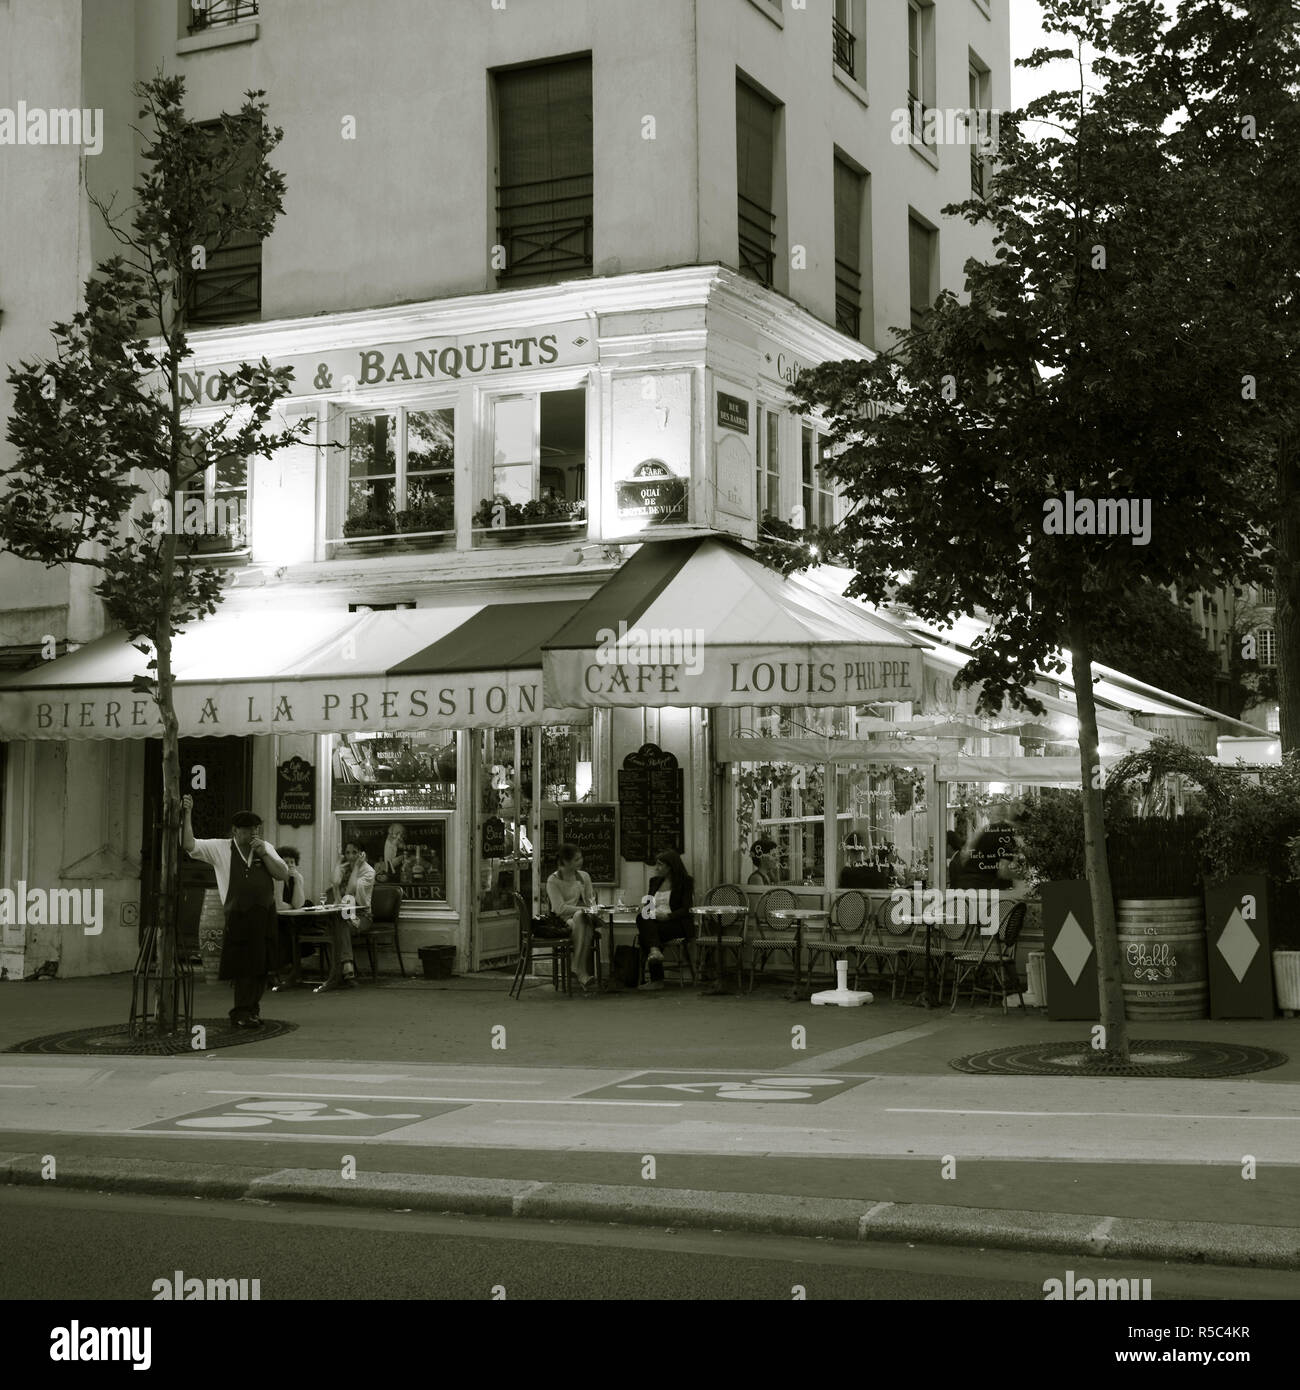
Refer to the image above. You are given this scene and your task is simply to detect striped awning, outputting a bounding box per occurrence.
[542,537,925,709]
[0,596,594,740]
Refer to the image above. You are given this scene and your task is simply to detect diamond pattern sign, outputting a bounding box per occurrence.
[1041,879,1099,1020]
[1205,876,1274,1019]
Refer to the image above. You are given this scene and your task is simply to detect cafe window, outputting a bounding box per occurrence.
[338,817,448,904]
[801,424,835,529]
[175,451,249,556]
[332,732,457,812]
[475,387,587,541]
[341,405,455,545]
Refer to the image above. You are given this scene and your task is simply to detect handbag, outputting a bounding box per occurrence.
[531,912,572,940]
[612,943,642,988]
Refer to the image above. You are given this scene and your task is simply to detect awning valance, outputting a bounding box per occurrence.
[542,538,926,709]
[0,597,594,740]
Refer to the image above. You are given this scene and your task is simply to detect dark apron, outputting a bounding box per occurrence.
[218,842,277,982]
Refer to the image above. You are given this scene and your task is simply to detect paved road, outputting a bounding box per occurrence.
[3,1186,1293,1303]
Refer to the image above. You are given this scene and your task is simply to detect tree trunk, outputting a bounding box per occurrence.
[1068,615,1129,1062]
[1276,436,1300,755]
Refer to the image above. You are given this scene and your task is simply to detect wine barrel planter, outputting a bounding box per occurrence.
[1116,897,1208,1020]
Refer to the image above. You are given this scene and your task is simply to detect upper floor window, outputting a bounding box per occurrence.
[495,57,593,287]
[341,406,455,548]
[908,216,936,330]
[187,0,259,33]
[832,0,865,84]
[833,156,864,341]
[801,424,835,529]
[736,78,778,288]
[1257,627,1277,668]
[475,387,587,543]
[175,450,249,557]
[908,1,936,145]
[1257,585,1275,606]
[185,120,262,327]
[756,405,782,522]
[968,57,992,196]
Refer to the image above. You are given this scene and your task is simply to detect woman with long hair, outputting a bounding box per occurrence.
[636,847,695,991]
[545,843,601,996]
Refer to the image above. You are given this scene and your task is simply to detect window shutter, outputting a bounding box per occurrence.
[735,80,774,212]
[909,219,932,318]
[834,159,861,272]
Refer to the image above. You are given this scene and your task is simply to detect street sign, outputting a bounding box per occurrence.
[138,1096,463,1136]
[575,1072,865,1104]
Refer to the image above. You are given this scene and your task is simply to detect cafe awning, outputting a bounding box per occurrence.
[0,595,595,740]
[542,537,926,709]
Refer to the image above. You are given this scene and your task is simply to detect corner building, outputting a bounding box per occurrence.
[0,0,1011,977]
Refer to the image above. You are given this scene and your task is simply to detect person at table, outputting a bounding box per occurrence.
[747,839,782,886]
[839,832,890,889]
[637,848,695,991]
[271,844,307,988]
[545,844,601,997]
[181,796,289,1030]
[319,839,375,990]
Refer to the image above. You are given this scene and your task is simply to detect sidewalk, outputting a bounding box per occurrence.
[2,972,1299,1272]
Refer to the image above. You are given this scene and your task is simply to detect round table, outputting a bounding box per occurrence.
[690,905,746,996]
[769,909,829,1001]
[277,904,350,992]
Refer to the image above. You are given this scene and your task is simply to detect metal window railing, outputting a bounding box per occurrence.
[496,172,594,281]
[835,259,861,339]
[832,18,856,75]
[187,0,260,34]
[738,193,776,286]
[185,241,261,326]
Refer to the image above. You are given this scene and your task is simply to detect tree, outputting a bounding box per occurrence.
[0,77,307,1032]
[1101,0,1300,752]
[758,0,1293,1062]
[1092,583,1218,706]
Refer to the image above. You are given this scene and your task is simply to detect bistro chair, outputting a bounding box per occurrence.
[292,910,335,984]
[879,893,926,998]
[931,906,980,1005]
[948,899,1027,1011]
[806,890,867,987]
[357,884,407,979]
[508,892,573,1000]
[692,883,749,992]
[657,900,697,988]
[848,896,909,996]
[746,888,799,993]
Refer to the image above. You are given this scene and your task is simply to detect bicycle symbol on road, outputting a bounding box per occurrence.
[173,1100,424,1128]
[577,1073,865,1104]
[139,1096,461,1135]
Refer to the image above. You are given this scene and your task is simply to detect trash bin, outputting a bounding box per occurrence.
[1025,950,1047,1008]
[418,945,456,980]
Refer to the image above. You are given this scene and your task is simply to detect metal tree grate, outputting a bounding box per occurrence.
[949,1039,1287,1078]
[5,1018,297,1057]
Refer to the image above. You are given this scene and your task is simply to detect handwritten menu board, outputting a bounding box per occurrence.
[557,803,619,885]
[275,756,315,828]
[617,744,685,865]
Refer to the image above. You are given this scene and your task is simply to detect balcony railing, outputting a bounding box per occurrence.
[738,194,776,287]
[187,0,259,33]
[832,18,856,75]
[834,259,861,339]
[497,172,594,282]
[185,241,262,326]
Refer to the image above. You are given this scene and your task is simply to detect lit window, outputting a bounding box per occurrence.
[342,406,455,544]
[476,388,587,539]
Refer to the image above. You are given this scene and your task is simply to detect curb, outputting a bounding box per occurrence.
[4,1154,1299,1270]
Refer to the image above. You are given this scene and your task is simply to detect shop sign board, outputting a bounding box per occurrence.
[169,319,598,404]
[716,391,749,433]
[616,459,688,523]
[557,803,619,885]
[275,755,315,827]
[1041,878,1098,1020]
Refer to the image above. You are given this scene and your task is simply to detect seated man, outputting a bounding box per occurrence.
[318,839,374,991]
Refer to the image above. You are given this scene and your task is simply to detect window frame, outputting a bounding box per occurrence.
[908,214,937,331]
[339,401,458,543]
[800,421,836,530]
[756,402,783,522]
[907,0,936,147]
[968,55,993,197]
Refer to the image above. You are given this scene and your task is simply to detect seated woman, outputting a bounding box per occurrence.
[746,839,781,886]
[545,844,602,997]
[636,848,695,991]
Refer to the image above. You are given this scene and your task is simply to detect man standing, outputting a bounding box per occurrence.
[181,796,289,1030]
[320,838,375,991]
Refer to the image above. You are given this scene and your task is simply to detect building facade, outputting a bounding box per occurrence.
[0,0,1011,977]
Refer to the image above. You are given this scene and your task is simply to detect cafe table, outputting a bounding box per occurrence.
[768,908,829,1002]
[689,905,746,996]
[276,904,349,993]
[588,904,639,989]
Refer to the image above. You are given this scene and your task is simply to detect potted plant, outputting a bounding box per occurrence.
[342,505,395,539]
[395,496,454,544]
[474,494,585,540]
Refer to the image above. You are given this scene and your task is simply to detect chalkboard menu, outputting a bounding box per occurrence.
[541,819,560,881]
[275,756,315,828]
[557,803,619,885]
[617,744,685,865]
